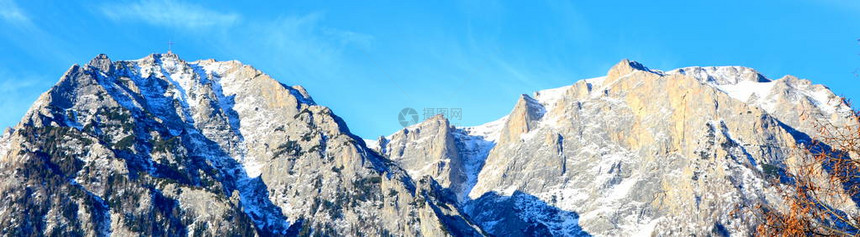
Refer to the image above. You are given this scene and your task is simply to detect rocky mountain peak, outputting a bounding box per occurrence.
[377,58,858,236]
[498,94,546,145]
[87,53,112,72]
[604,59,659,86]
[0,54,482,236]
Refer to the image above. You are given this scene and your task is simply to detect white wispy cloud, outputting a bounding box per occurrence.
[213,12,374,83]
[0,0,31,26]
[96,2,375,85]
[100,0,239,29]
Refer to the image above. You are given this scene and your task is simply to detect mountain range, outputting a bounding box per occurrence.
[0,53,855,236]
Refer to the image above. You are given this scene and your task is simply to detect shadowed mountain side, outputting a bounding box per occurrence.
[463,191,590,236]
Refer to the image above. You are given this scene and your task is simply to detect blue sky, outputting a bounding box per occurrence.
[0,0,858,138]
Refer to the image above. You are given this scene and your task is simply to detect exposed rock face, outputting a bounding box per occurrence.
[380,115,501,202]
[380,115,466,199]
[378,60,857,236]
[498,95,545,145]
[468,61,794,235]
[666,66,855,135]
[0,53,480,236]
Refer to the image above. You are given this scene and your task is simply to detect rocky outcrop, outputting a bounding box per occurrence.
[380,114,500,202]
[380,115,466,198]
[498,95,545,145]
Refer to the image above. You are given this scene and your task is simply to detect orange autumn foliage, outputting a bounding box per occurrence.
[757,98,860,236]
